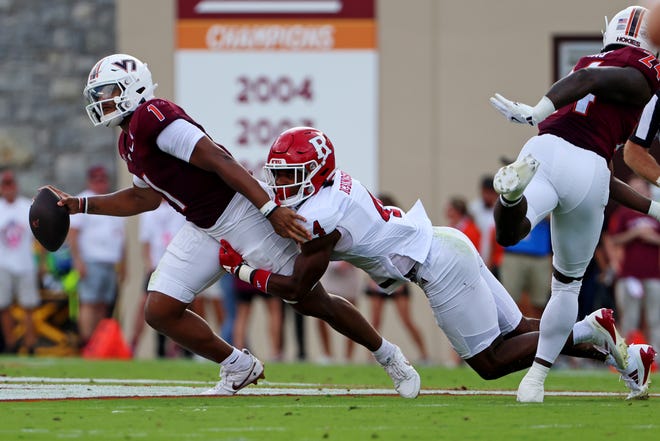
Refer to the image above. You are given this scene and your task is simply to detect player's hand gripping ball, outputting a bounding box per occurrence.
[29,187,70,251]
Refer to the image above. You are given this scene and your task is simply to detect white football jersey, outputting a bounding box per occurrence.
[297,170,433,292]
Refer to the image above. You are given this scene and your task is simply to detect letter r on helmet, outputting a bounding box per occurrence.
[309,135,331,161]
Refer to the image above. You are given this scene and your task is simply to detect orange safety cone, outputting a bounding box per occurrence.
[82,318,132,359]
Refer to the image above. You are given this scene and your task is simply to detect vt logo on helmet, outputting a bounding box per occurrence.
[264,127,336,207]
[83,53,158,128]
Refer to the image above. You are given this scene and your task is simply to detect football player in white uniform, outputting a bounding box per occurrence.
[220,127,638,385]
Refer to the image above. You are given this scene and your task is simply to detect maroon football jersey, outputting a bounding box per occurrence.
[118,98,236,228]
[538,46,660,162]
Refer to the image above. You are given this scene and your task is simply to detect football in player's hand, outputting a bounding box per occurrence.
[29,187,70,251]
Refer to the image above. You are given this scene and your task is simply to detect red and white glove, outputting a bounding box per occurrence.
[219,239,271,292]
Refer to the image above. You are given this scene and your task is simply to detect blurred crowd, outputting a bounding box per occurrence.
[2,164,659,367]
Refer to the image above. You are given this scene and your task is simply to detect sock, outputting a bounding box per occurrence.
[220,348,249,371]
[536,277,581,363]
[372,339,396,365]
[526,361,551,384]
[499,194,522,207]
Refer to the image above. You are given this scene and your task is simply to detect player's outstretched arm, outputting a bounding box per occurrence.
[219,230,339,302]
[609,175,660,222]
[189,136,311,243]
[491,66,653,126]
[624,139,660,186]
[546,66,653,108]
[53,185,161,216]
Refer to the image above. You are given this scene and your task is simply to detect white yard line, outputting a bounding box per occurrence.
[0,376,654,401]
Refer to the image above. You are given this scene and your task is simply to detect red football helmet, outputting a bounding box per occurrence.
[264,127,336,206]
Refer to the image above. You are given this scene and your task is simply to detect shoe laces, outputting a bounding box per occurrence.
[385,354,413,381]
[620,373,641,392]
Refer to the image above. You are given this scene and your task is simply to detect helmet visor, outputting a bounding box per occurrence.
[85,83,122,104]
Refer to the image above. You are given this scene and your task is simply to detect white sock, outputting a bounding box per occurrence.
[536,277,581,363]
[220,348,249,371]
[372,339,396,365]
[526,362,551,384]
[499,194,522,207]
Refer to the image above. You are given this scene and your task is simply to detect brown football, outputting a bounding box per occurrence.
[29,187,70,251]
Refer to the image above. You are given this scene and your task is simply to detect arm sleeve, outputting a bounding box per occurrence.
[155,118,206,162]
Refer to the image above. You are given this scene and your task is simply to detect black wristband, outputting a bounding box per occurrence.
[265,205,279,219]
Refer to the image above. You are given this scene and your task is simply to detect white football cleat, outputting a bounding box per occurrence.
[201,349,265,395]
[584,308,628,370]
[494,154,539,202]
[619,344,656,400]
[382,345,421,399]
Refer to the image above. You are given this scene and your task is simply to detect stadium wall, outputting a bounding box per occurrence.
[116,0,639,363]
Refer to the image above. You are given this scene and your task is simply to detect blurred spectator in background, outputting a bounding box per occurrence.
[0,169,40,353]
[608,176,660,351]
[446,196,480,249]
[500,217,552,318]
[232,278,283,361]
[219,273,237,344]
[469,175,500,276]
[132,198,186,357]
[317,261,363,363]
[280,303,307,361]
[68,165,126,349]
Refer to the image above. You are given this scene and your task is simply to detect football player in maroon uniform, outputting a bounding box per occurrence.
[45,53,420,398]
[489,6,660,402]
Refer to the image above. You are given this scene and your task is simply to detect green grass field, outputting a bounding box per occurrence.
[0,356,657,441]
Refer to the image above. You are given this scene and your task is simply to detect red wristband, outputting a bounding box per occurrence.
[251,269,271,292]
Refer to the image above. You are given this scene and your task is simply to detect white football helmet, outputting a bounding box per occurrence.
[603,6,658,55]
[83,53,157,127]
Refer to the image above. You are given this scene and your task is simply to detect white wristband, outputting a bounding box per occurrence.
[655,176,660,188]
[237,264,255,283]
[259,200,278,218]
[533,96,556,123]
[648,200,660,221]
